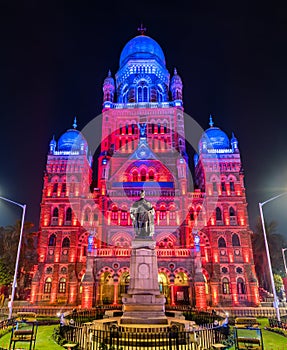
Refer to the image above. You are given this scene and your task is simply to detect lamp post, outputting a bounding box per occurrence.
[0,196,26,319]
[259,192,287,322]
[282,248,287,277]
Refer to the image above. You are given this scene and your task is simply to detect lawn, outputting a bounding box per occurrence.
[0,325,63,349]
[227,318,287,349]
[0,319,287,349]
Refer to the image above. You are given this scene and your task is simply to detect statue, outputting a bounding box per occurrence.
[130,190,155,237]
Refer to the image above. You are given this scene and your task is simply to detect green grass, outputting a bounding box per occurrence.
[227,318,287,349]
[0,325,63,349]
[1,318,287,349]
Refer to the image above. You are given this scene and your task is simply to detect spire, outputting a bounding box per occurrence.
[137,23,146,35]
[174,67,177,75]
[73,117,77,129]
[209,115,214,127]
[108,69,111,77]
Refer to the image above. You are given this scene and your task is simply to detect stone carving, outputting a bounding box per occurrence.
[130,190,155,237]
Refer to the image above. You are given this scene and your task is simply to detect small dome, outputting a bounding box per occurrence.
[58,129,88,151]
[119,35,166,67]
[199,127,230,150]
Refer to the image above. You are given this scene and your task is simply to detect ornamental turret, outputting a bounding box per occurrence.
[170,68,183,101]
[103,70,115,104]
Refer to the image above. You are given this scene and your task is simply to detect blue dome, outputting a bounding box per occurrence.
[119,35,166,67]
[199,127,230,150]
[58,129,88,151]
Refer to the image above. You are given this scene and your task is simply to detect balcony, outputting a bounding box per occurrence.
[95,247,190,258]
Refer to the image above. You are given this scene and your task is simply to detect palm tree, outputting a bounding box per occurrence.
[252,217,287,291]
[0,221,35,298]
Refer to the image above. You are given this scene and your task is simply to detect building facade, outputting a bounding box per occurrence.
[30,31,259,308]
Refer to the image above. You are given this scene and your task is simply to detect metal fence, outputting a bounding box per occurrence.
[61,323,227,350]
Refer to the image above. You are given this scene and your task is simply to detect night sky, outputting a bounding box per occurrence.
[0,1,287,236]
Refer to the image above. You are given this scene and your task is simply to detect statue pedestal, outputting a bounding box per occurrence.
[121,238,167,324]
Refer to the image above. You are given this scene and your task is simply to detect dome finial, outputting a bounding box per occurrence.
[174,67,177,75]
[108,69,111,77]
[209,114,214,127]
[73,116,77,129]
[137,22,146,35]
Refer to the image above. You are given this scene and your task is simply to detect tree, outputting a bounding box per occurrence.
[0,221,35,299]
[274,274,283,294]
[252,217,287,291]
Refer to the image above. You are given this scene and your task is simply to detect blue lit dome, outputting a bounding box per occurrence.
[58,129,88,151]
[199,127,230,150]
[119,35,166,67]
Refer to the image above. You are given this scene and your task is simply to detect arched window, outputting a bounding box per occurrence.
[61,183,66,194]
[111,206,118,220]
[216,207,222,221]
[62,237,70,248]
[213,182,217,192]
[48,234,56,246]
[66,207,72,222]
[237,278,246,294]
[196,207,203,221]
[149,170,154,181]
[229,207,236,217]
[230,181,235,192]
[53,183,58,193]
[137,81,149,102]
[44,277,52,293]
[232,233,240,247]
[58,278,66,293]
[132,171,138,182]
[140,169,146,181]
[189,209,194,221]
[159,207,167,220]
[222,278,230,294]
[51,207,59,225]
[221,182,226,192]
[218,237,226,248]
[84,208,91,222]
[121,209,128,221]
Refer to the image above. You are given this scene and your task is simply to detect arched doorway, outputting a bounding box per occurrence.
[99,271,114,304]
[158,272,170,303]
[174,271,190,305]
[118,272,130,302]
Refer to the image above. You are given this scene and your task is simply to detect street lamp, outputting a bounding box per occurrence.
[282,248,287,277]
[259,192,287,322]
[0,196,26,319]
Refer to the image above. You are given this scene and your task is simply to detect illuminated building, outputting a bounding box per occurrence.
[30,29,259,308]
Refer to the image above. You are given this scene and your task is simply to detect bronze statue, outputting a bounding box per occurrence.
[130,190,155,237]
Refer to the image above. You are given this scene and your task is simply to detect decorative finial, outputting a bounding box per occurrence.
[73,117,77,129]
[174,67,177,75]
[209,114,214,127]
[108,69,111,77]
[137,23,146,35]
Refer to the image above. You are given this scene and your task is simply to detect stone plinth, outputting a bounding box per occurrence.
[121,238,167,324]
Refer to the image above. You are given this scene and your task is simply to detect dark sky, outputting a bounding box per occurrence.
[0,1,287,236]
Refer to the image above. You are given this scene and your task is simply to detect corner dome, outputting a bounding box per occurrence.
[58,129,88,151]
[199,127,230,150]
[119,35,166,67]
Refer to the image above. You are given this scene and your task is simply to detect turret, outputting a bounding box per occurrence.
[170,68,183,101]
[103,70,115,104]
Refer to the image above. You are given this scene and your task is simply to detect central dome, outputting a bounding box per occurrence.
[119,35,166,67]
[58,129,88,151]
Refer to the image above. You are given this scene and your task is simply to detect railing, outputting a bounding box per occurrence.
[96,248,191,257]
[61,323,227,350]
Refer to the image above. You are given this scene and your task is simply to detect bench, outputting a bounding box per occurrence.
[235,317,259,328]
[237,337,261,349]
